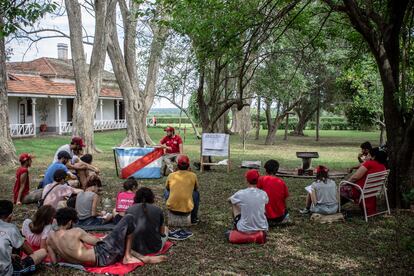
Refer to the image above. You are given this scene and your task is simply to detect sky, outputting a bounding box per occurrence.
[7,3,175,109]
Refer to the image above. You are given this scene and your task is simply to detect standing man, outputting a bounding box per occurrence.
[159,126,183,175]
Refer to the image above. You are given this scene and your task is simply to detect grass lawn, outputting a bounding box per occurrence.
[1,128,413,275]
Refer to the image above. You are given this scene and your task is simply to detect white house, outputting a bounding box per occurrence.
[7,43,128,138]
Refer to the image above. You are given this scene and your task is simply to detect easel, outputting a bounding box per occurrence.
[200,133,231,173]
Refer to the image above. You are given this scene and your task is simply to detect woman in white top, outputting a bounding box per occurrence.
[22,205,56,249]
[300,165,338,215]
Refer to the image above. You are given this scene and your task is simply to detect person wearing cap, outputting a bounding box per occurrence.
[41,151,77,188]
[41,169,82,210]
[299,165,338,215]
[165,155,200,224]
[53,136,86,163]
[12,153,34,205]
[257,160,290,225]
[228,169,269,233]
[159,126,183,175]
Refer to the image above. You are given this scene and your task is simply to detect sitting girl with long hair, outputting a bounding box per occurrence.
[22,205,56,249]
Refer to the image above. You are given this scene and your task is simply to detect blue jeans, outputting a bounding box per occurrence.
[164,190,200,222]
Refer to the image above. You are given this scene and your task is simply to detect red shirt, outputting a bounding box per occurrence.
[356,160,386,188]
[13,167,30,203]
[257,175,289,219]
[160,135,183,154]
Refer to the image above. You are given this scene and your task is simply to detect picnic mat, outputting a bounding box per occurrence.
[25,233,174,275]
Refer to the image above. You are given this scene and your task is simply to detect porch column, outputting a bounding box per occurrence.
[58,99,62,135]
[100,99,103,121]
[116,100,120,120]
[31,98,37,136]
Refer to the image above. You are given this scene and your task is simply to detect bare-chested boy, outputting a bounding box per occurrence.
[47,207,166,267]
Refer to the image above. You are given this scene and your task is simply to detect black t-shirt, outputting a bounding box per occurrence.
[126,203,164,254]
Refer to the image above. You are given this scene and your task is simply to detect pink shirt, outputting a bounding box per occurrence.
[42,183,73,209]
[115,191,135,212]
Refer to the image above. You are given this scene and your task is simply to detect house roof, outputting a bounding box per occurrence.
[7,73,122,99]
[7,57,117,82]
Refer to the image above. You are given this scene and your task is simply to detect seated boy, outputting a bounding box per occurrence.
[46,208,166,266]
[228,170,269,233]
[257,160,290,224]
[0,200,47,275]
[165,155,200,225]
[76,175,113,226]
[13,153,34,205]
[42,151,77,188]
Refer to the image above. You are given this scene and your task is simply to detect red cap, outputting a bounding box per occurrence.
[177,154,190,166]
[19,153,33,163]
[316,165,329,174]
[245,169,260,184]
[164,126,175,132]
[71,136,86,147]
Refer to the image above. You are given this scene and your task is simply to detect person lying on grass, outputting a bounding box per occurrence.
[299,165,338,215]
[41,169,83,210]
[113,178,139,224]
[348,141,372,173]
[0,200,47,276]
[228,169,269,233]
[75,175,113,226]
[46,207,167,267]
[126,187,169,255]
[22,205,56,250]
[13,153,34,205]
[257,160,290,225]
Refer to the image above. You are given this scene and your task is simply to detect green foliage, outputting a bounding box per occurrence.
[259,116,350,130]
[403,188,414,205]
[0,0,57,37]
[188,92,200,124]
[338,55,383,130]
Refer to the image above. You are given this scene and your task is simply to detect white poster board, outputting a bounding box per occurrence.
[201,133,229,156]
[200,133,230,173]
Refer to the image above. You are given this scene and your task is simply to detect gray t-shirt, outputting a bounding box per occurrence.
[53,144,73,163]
[311,179,338,205]
[230,187,269,232]
[76,191,96,220]
[126,203,164,255]
[0,220,25,276]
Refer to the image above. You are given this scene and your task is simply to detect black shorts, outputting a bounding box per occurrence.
[12,256,36,275]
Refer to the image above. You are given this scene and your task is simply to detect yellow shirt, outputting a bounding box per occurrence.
[166,170,198,213]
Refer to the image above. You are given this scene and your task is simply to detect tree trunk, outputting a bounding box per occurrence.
[107,1,168,146]
[0,35,18,165]
[230,105,252,133]
[66,0,114,153]
[255,96,261,140]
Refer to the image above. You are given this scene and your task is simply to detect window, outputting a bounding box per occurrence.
[67,99,74,122]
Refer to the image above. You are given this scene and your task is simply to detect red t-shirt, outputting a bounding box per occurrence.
[354,160,386,216]
[13,167,30,203]
[160,135,183,154]
[115,191,135,212]
[257,175,289,219]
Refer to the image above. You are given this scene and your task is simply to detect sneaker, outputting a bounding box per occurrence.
[299,208,310,214]
[178,229,193,238]
[168,229,193,240]
[191,218,200,225]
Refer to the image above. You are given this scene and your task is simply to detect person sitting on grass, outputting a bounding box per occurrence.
[299,165,338,215]
[72,152,100,189]
[22,205,56,250]
[127,187,169,255]
[41,169,82,210]
[46,207,167,267]
[113,178,139,224]
[348,141,372,173]
[0,200,47,275]
[228,169,269,233]
[341,147,387,217]
[257,160,290,225]
[75,175,113,226]
[41,151,77,188]
[165,154,200,225]
[13,153,34,205]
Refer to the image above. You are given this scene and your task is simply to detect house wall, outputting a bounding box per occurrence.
[8,97,18,124]
[100,99,116,121]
